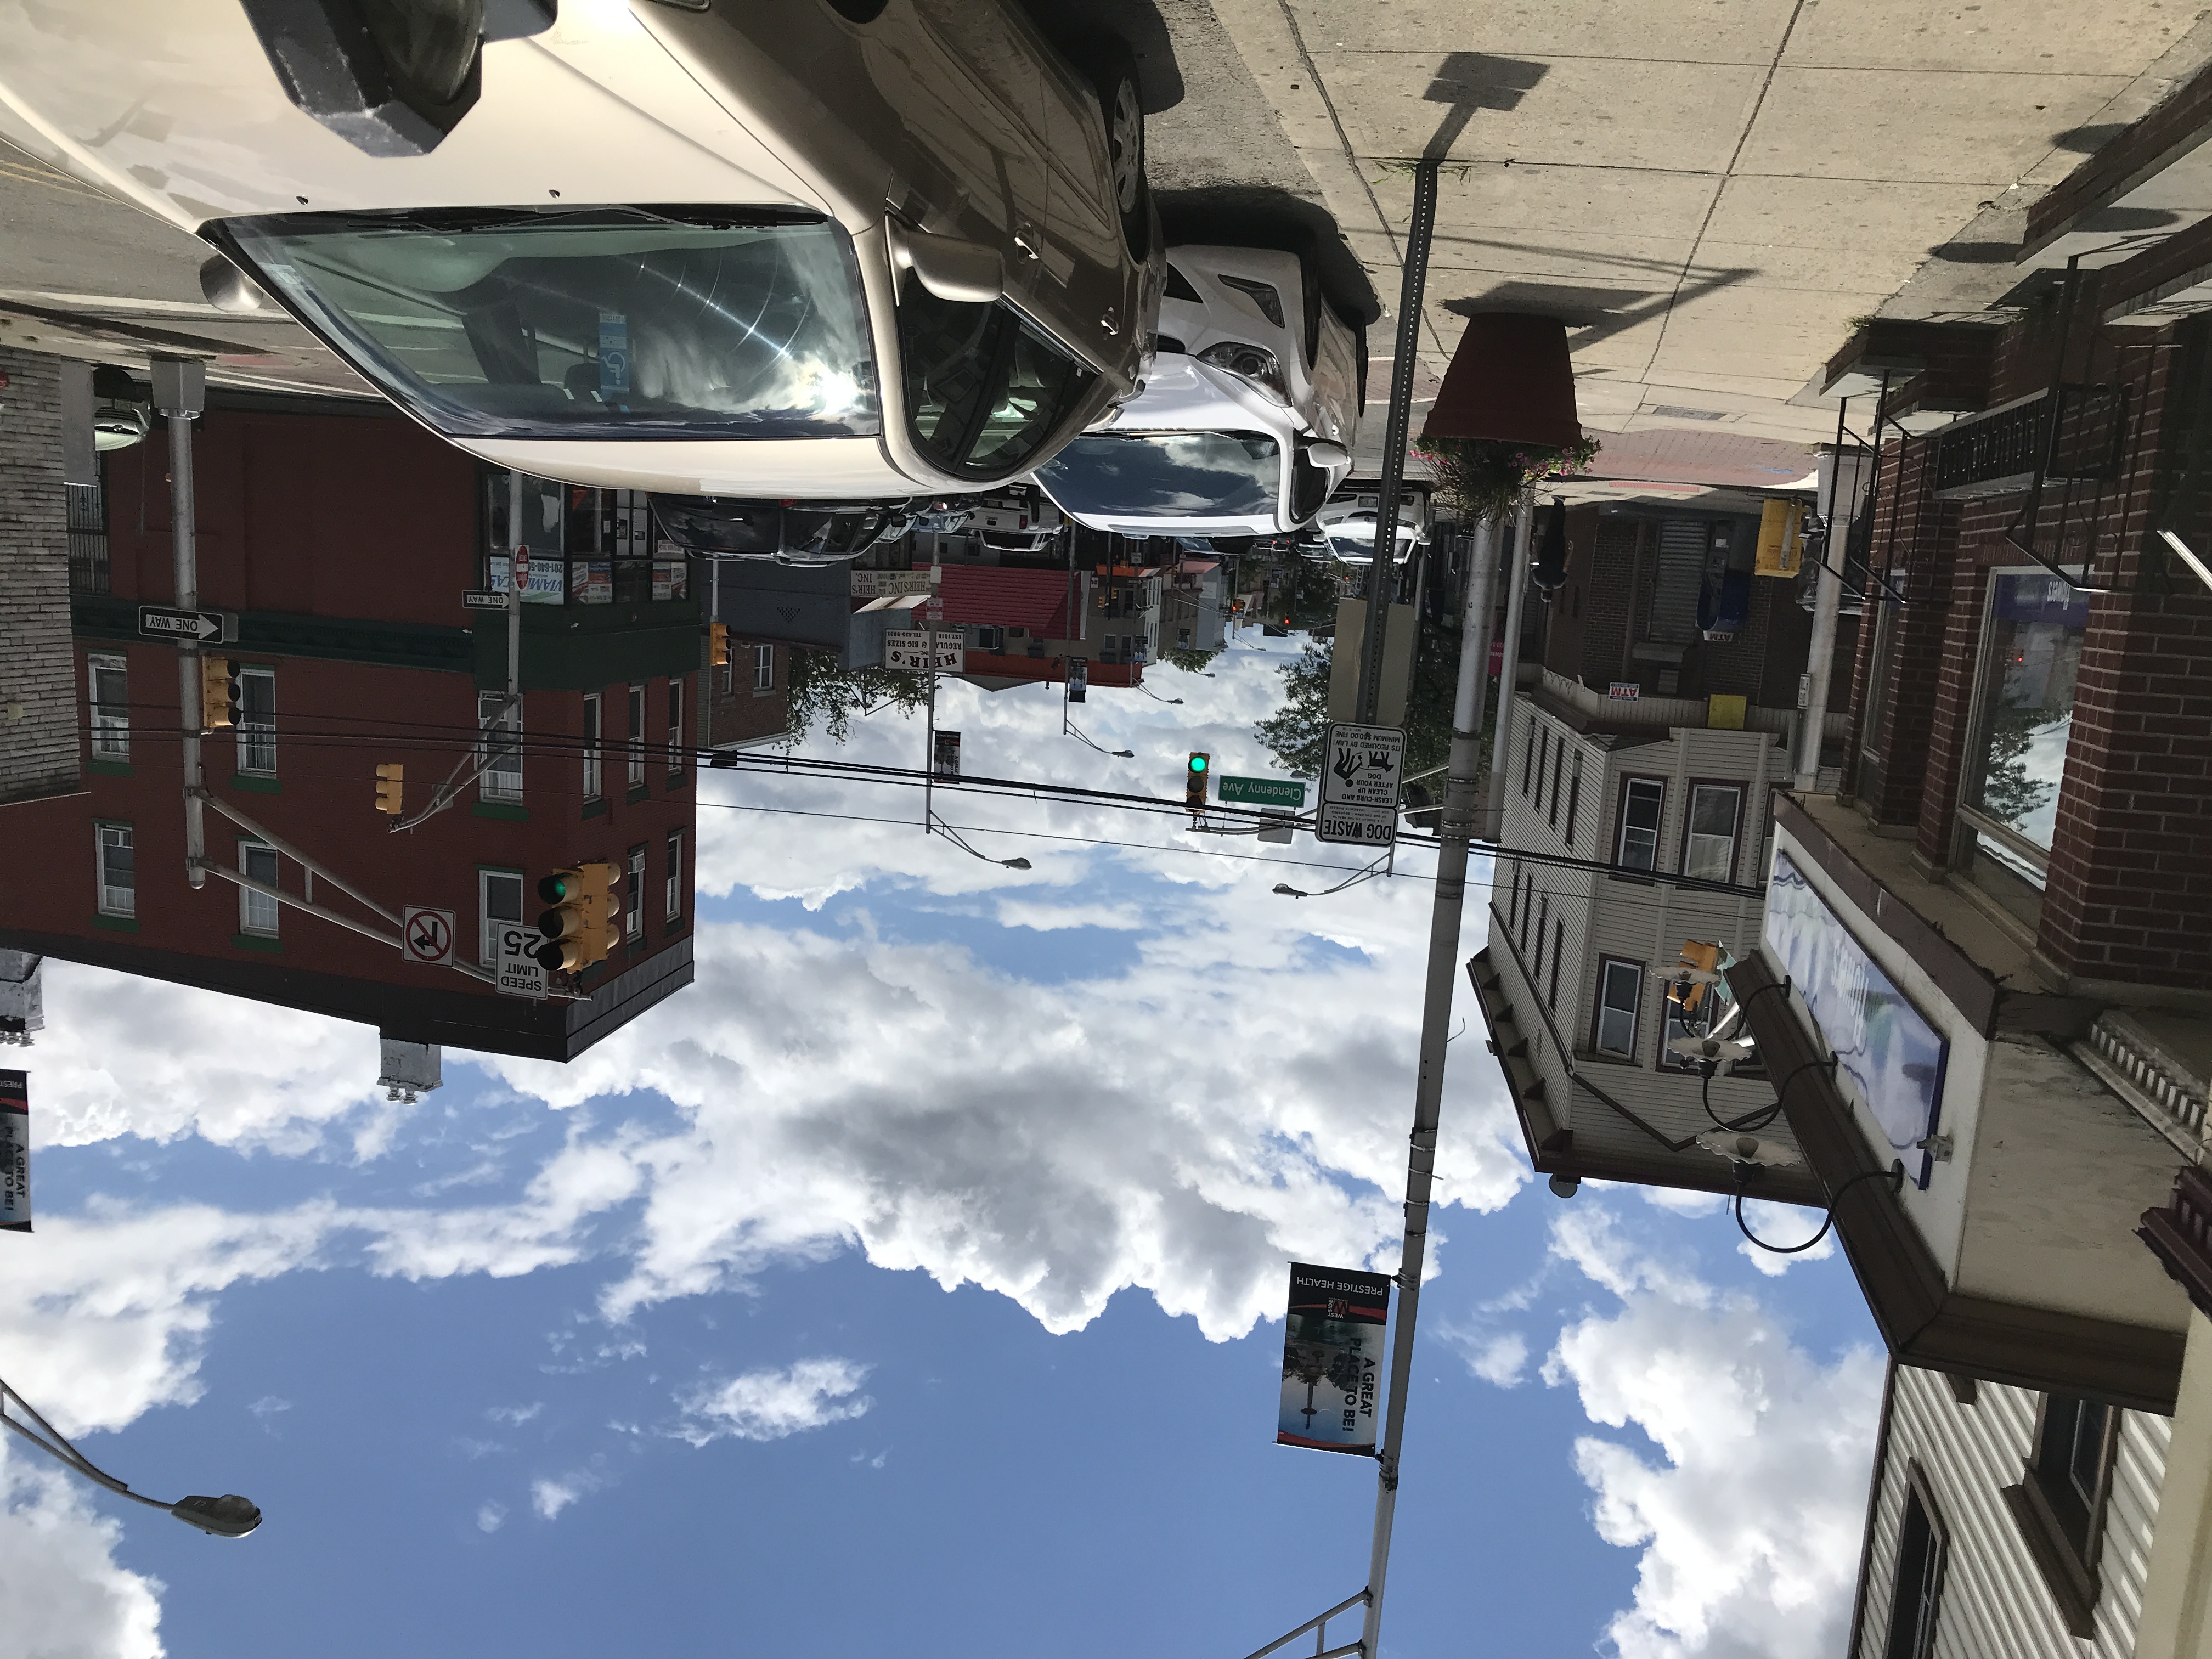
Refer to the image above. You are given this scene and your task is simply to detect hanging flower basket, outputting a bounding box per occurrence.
[1415,312,1592,520]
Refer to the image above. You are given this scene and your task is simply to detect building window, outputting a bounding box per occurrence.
[1506,859,1523,933]
[665,831,683,921]
[2004,1393,2116,1639]
[95,823,134,916]
[1961,572,2089,882]
[1592,959,1642,1059]
[478,692,523,802]
[1548,918,1564,1007]
[88,652,129,759]
[480,869,524,967]
[1533,893,1549,979]
[238,841,280,935]
[582,692,602,802]
[1617,778,1664,871]
[627,845,646,941]
[1521,724,1534,795]
[628,684,647,787]
[1683,784,1742,884]
[667,680,685,776]
[1549,736,1565,827]
[1564,755,1582,848]
[754,644,774,692]
[1534,727,1550,814]
[238,667,276,774]
[1882,1472,1948,1659]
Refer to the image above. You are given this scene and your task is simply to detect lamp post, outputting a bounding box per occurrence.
[927,811,1031,870]
[0,1374,261,1538]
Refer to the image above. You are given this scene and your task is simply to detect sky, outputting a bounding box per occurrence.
[2,629,1884,1659]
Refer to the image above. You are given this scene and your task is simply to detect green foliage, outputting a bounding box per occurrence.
[1977,704,2056,827]
[1162,646,1221,674]
[783,649,927,746]
[1253,621,1467,785]
[1414,433,1602,521]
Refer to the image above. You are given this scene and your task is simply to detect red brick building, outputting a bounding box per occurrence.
[4,396,702,1061]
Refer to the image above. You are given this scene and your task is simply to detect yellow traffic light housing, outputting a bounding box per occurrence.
[201,656,239,727]
[374,763,404,815]
[709,623,730,668]
[1186,752,1210,810]
[534,861,621,972]
[1671,939,1722,1016]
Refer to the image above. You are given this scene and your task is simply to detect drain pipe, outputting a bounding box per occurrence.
[1482,491,1536,838]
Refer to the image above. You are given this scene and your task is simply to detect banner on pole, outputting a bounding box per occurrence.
[0,1070,29,1232]
[1277,1262,1389,1453]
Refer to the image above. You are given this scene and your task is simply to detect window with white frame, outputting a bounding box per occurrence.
[1593,959,1642,1059]
[1682,785,1742,883]
[665,831,683,921]
[237,667,276,774]
[238,842,280,935]
[87,653,129,760]
[95,823,134,916]
[628,684,646,787]
[1616,778,1664,871]
[626,845,646,941]
[754,643,774,692]
[478,692,523,802]
[1564,754,1582,848]
[666,680,684,775]
[582,692,602,802]
[480,869,524,967]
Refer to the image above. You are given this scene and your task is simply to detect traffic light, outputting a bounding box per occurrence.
[200,656,240,727]
[709,623,729,668]
[534,861,621,972]
[1186,751,1210,810]
[374,763,404,815]
[1670,940,1722,1017]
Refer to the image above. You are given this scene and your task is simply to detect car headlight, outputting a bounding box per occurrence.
[1198,341,1289,405]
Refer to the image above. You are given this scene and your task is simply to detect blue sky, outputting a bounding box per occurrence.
[3,634,1882,1659]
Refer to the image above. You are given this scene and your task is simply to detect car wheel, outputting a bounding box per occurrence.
[1088,46,1149,262]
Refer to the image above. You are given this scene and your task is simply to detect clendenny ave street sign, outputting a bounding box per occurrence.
[1317,723,1404,847]
[1218,776,1306,809]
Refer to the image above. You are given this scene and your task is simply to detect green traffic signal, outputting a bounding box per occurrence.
[1188,753,1208,774]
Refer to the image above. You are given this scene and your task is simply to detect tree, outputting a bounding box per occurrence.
[1254,620,1470,785]
[783,650,927,746]
[1162,646,1221,674]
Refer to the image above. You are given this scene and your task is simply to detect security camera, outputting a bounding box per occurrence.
[1695,1130,1801,1169]
[1548,1173,1580,1199]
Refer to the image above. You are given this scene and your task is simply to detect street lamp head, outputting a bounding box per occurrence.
[171,1493,262,1538]
[1272,883,1306,898]
[1001,857,1032,871]
[1113,748,1134,758]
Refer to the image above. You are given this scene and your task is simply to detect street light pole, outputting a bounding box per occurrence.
[0,1373,261,1537]
[1355,503,1502,1659]
[1482,492,1537,841]
[152,358,207,890]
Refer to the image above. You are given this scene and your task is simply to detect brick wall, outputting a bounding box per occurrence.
[707,638,792,747]
[0,348,81,806]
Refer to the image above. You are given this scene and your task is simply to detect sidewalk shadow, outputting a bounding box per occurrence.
[1154,186,1382,324]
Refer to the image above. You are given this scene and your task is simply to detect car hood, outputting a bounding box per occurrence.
[456,436,918,501]
[1109,353,1297,441]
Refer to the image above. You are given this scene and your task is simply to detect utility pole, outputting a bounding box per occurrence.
[1482,492,1537,841]
[1356,510,1499,1659]
[152,359,207,889]
[1354,159,1440,725]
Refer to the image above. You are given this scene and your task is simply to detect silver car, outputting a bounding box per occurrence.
[0,0,1164,500]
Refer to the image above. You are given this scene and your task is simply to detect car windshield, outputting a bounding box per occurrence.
[1034,431,1281,518]
[222,208,879,440]
[897,280,1096,478]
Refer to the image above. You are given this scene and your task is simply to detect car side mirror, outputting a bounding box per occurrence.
[1304,441,1349,469]
[888,223,1004,306]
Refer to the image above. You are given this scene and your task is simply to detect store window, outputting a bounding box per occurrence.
[88,652,129,760]
[95,823,134,916]
[1961,572,2090,890]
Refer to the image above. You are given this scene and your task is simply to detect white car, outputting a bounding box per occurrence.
[1311,484,1431,565]
[1030,244,1364,541]
[0,0,1164,501]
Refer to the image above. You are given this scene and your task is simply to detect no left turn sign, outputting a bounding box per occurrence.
[401,906,455,966]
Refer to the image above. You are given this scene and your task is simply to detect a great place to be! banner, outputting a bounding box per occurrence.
[1277,1263,1390,1454]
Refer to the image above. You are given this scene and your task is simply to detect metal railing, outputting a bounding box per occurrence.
[66,479,108,594]
[1931,384,2126,497]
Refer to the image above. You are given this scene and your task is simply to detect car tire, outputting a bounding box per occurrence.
[1087,44,1149,263]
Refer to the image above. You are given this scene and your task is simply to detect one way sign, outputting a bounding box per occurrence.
[137,606,229,645]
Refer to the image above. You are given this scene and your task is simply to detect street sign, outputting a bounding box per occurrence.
[1256,811,1295,845]
[1317,723,1404,847]
[933,730,962,780]
[1219,776,1306,809]
[851,569,934,598]
[462,590,509,610]
[0,1070,29,1233]
[493,924,547,1000]
[1065,657,1088,703]
[399,906,455,967]
[1277,1263,1389,1453]
[885,629,962,673]
[137,605,226,645]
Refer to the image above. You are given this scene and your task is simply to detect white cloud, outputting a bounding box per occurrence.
[486,1403,542,1426]
[529,1471,602,1521]
[1541,1207,1883,1659]
[1459,1331,1530,1387]
[475,1502,507,1533]
[673,1358,873,1446]
[1733,1200,1837,1277]
[0,1453,165,1659]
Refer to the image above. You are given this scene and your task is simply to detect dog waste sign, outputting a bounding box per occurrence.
[1316,723,1403,847]
[1277,1262,1389,1453]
